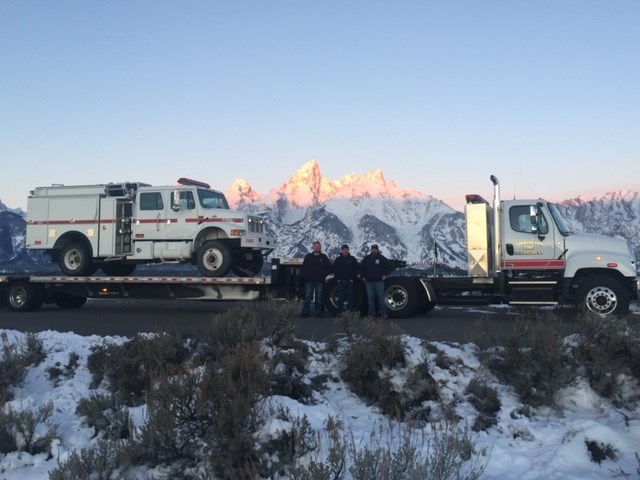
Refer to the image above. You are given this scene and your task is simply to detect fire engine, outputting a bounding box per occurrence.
[2,175,638,316]
[24,178,275,277]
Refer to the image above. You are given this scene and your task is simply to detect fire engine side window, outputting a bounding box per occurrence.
[139,192,164,211]
[180,191,196,210]
[509,205,548,234]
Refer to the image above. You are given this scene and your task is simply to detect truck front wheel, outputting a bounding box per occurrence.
[384,277,424,318]
[576,275,630,316]
[197,240,232,277]
[59,242,94,276]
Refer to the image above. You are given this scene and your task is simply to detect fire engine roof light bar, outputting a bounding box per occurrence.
[177,178,211,189]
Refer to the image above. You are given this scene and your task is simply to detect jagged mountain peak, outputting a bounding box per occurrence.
[225,178,262,207]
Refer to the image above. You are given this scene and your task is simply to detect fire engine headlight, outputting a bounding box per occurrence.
[230,229,245,236]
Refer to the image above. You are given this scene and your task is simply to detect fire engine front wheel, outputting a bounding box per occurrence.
[576,275,630,316]
[59,241,94,276]
[196,240,232,277]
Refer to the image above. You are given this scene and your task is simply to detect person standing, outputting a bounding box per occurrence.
[361,244,390,319]
[333,243,359,314]
[301,241,331,317]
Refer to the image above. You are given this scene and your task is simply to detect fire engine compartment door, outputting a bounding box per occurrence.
[501,203,560,270]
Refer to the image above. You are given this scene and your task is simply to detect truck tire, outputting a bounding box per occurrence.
[384,277,424,318]
[59,241,94,276]
[54,293,88,309]
[231,252,264,277]
[6,281,44,312]
[323,278,365,316]
[196,240,232,277]
[576,275,630,316]
[101,264,137,276]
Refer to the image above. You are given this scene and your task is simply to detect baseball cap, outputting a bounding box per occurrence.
[371,244,379,250]
[341,244,349,249]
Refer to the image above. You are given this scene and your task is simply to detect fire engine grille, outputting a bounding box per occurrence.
[248,216,266,233]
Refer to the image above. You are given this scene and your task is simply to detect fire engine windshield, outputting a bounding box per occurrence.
[548,203,573,236]
[198,189,229,209]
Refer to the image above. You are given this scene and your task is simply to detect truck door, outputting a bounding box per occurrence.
[133,191,168,241]
[165,189,198,240]
[501,203,562,270]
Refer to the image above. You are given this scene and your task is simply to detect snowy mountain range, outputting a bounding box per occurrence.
[1,160,639,272]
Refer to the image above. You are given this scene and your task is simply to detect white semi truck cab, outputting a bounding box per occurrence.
[25,178,276,277]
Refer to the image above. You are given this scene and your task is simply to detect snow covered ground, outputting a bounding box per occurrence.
[1,311,639,479]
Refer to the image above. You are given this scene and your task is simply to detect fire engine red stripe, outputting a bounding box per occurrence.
[184,218,244,223]
[501,259,566,269]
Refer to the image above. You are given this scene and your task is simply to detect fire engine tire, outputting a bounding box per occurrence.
[323,278,365,316]
[196,240,232,277]
[576,275,629,316]
[384,277,423,318]
[54,293,88,309]
[231,252,265,277]
[59,242,94,276]
[101,264,137,276]
[6,281,44,312]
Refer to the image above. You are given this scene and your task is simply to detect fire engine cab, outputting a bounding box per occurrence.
[25,178,275,277]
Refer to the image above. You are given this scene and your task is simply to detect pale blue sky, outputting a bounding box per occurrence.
[1,0,638,211]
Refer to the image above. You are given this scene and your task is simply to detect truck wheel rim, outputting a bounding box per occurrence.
[385,286,408,311]
[203,248,222,271]
[9,287,27,308]
[64,249,83,271]
[585,286,617,314]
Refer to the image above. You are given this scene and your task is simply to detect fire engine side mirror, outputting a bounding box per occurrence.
[171,190,181,211]
[529,205,538,233]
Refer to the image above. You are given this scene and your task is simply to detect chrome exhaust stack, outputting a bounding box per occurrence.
[490,175,501,274]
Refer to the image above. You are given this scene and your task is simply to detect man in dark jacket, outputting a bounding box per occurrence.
[333,243,359,314]
[301,241,331,317]
[361,244,390,318]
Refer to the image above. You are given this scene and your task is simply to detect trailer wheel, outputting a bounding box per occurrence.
[59,241,94,276]
[54,293,88,309]
[384,277,423,318]
[101,264,137,276]
[231,252,264,277]
[323,278,365,316]
[6,281,44,312]
[197,240,232,277]
[576,275,629,316]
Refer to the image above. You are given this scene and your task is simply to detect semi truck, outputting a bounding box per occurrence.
[2,175,638,316]
[25,178,276,278]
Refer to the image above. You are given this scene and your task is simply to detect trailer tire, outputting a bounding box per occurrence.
[323,278,365,316]
[54,293,88,309]
[59,241,94,276]
[384,277,423,318]
[196,240,232,277]
[6,281,44,312]
[101,264,137,276]
[576,275,629,316]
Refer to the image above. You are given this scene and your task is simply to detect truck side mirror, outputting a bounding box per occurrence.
[528,205,538,233]
[171,190,181,211]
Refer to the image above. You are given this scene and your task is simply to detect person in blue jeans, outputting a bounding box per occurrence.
[333,243,359,314]
[361,244,390,318]
[301,241,331,317]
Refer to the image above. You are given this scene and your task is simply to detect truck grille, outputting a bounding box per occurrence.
[248,216,266,233]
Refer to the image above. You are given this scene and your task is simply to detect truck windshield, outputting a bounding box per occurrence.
[548,203,573,236]
[198,189,229,209]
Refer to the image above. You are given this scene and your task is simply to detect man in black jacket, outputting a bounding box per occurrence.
[333,244,359,314]
[361,244,389,318]
[301,241,331,317]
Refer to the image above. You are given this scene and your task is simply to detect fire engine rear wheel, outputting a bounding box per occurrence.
[576,275,629,316]
[6,281,44,312]
[59,242,94,276]
[197,240,232,277]
[384,277,423,318]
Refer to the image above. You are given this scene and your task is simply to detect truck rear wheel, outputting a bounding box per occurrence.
[576,275,629,316]
[6,281,44,312]
[59,241,94,276]
[197,240,232,277]
[384,277,424,318]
